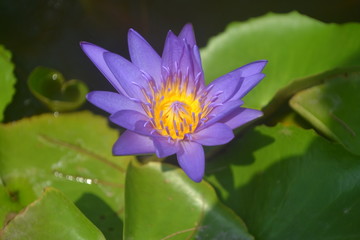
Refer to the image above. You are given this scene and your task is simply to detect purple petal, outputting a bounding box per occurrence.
[128,29,162,84]
[193,123,234,146]
[229,60,267,100]
[177,141,204,182]
[231,73,266,100]
[153,138,179,158]
[185,45,205,90]
[236,60,267,77]
[162,31,200,90]
[80,42,126,95]
[178,23,196,47]
[161,30,205,91]
[192,45,205,88]
[103,52,149,101]
[205,69,244,104]
[221,108,263,129]
[180,43,195,77]
[162,31,184,74]
[183,44,207,92]
[113,130,155,155]
[86,91,144,114]
[200,99,243,129]
[110,110,156,136]
[181,44,198,90]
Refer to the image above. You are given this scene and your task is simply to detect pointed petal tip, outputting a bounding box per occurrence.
[79,41,91,53]
[179,23,196,46]
[240,60,268,75]
[180,23,194,33]
[79,41,90,46]
[85,91,93,101]
[189,174,203,183]
[258,110,264,117]
[79,41,98,52]
[180,158,204,183]
[127,28,162,81]
[166,30,177,39]
[79,41,87,47]
[251,59,268,67]
[79,42,129,95]
[177,141,205,183]
[128,28,141,39]
[254,60,268,70]
[112,144,130,156]
[182,22,193,27]
[112,145,124,156]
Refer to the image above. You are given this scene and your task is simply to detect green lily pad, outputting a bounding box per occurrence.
[0,187,105,240]
[0,179,23,227]
[290,71,360,156]
[206,124,360,240]
[0,45,16,121]
[28,66,88,112]
[201,12,360,113]
[0,111,133,239]
[124,161,253,240]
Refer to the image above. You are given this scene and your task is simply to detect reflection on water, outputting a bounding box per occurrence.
[54,170,96,185]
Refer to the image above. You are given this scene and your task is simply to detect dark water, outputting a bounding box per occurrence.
[1,0,360,121]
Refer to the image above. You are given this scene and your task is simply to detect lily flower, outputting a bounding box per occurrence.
[81,24,267,182]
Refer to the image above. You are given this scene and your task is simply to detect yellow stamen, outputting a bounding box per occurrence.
[151,77,202,140]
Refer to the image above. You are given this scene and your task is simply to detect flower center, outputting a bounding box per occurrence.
[152,90,202,139]
[137,68,220,141]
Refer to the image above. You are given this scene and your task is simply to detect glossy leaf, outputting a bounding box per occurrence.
[0,111,133,239]
[201,12,360,113]
[0,45,16,121]
[206,124,360,240]
[290,71,360,156]
[28,67,88,112]
[124,161,253,240]
[0,187,105,240]
[0,179,23,227]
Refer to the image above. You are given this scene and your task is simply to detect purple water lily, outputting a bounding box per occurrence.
[81,24,267,182]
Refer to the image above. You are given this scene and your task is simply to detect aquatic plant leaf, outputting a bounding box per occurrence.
[0,45,16,121]
[28,67,88,112]
[290,72,360,156]
[0,188,105,240]
[206,124,360,240]
[0,111,133,239]
[201,12,360,114]
[124,161,254,240]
